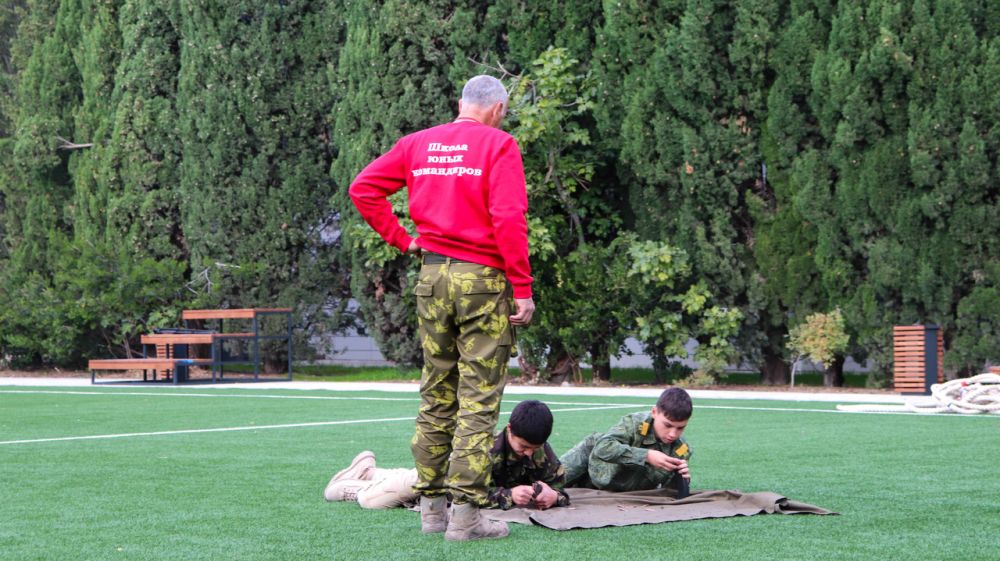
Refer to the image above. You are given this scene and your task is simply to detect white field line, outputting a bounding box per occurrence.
[0,389,651,408]
[2,391,991,447]
[695,404,997,417]
[0,389,419,402]
[3,389,992,417]
[0,404,640,446]
[0,416,415,445]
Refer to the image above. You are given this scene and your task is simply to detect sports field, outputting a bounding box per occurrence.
[1,383,997,561]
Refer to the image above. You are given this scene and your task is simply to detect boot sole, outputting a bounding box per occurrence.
[444,527,510,541]
[330,451,375,482]
[444,532,510,541]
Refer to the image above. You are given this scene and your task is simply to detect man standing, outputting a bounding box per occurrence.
[349,75,533,541]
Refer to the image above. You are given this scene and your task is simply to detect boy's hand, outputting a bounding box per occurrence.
[646,450,687,473]
[532,481,559,510]
[675,459,691,481]
[511,485,535,506]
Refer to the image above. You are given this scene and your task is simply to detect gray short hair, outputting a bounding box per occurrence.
[461,75,508,108]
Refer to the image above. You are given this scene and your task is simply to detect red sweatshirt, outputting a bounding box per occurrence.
[349,119,532,298]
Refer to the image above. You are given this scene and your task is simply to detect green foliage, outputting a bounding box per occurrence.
[597,0,778,380]
[629,239,743,377]
[328,0,488,367]
[0,238,185,365]
[1,1,352,367]
[103,0,183,261]
[508,46,607,252]
[0,0,27,138]
[2,0,999,379]
[507,46,627,378]
[174,1,351,363]
[949,264,1000,374]
[752,3,831,384]
[787,309,850,369]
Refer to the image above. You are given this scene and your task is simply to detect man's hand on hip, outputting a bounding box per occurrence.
[509,297,535,326]
[406,239,420,255]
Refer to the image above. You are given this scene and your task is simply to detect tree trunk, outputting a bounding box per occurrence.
[264,353,288,374]
[760,348,790,385]
[823,355,845,387]
[650,349,670,385]
[546,350,580,384]
[590,341,611,382]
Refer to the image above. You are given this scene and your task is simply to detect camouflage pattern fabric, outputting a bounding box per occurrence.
[410,260,513,506]
[560,412,692,492]
[487,430,570,510]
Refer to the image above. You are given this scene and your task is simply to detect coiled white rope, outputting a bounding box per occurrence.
[836,373,1000,415]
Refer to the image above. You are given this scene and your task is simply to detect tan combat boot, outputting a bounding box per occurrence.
[331,451,376,482]
[419,495,449,534]
[324,451,375,500]
[324,479,365,502]
[444,502,509,541]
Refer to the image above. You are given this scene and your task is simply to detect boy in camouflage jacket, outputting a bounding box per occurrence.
[560,387,693,493]
[325,400,568,511]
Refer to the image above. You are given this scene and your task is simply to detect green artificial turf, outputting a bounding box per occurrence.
[1,386,997,561]
[287,364,874,388]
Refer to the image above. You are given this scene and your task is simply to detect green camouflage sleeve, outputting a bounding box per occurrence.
[590,413,648,466]
[487,442,515,510]
[488,486,515,510]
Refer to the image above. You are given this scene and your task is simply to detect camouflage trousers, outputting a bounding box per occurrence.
[410,259,514,506]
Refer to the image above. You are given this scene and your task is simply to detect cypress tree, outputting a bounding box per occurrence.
[176,1,350,366]
[67,0,120,246]
[608,0,778,377]
[900,0,999,374]
[753,1,832,383]
[0,1,28,263]
[0,0,27,139]
[0,0,84,364]
[103,0,184,261]
[482,0,601,68]
[790,0,914,384]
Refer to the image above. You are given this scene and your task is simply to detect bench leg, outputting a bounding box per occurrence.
[211,339,218,383]
[253,316,260,381]
[286,311,293,381]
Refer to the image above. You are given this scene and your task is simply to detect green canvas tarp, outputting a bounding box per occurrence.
[484,488,836,530]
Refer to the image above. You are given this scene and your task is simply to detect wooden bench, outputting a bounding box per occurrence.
[140,332,253,345]
[89,358,213,385]
[181,308,293,381]
[139,332,256,382]
[182,308,292,320]
[87,307,293,386]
